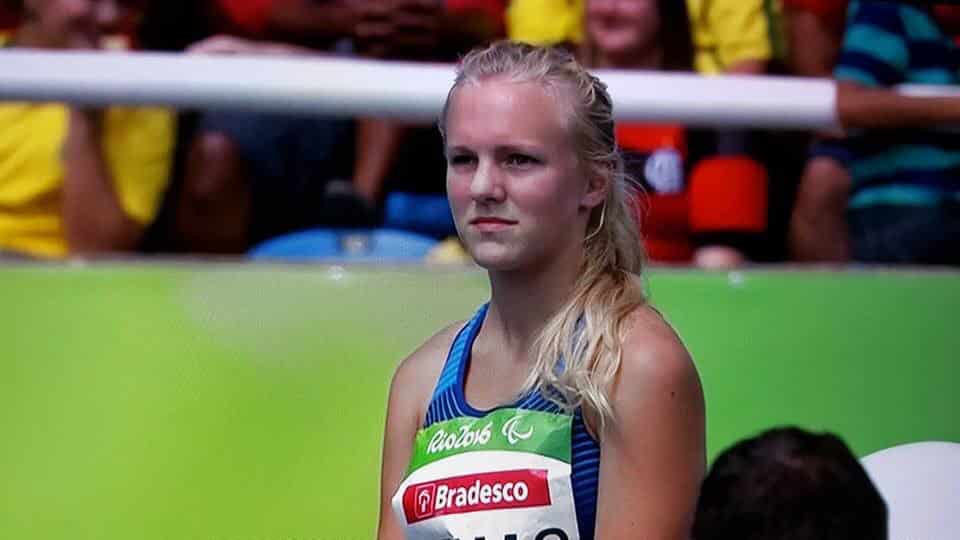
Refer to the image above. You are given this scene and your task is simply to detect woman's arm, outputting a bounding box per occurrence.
[594,307,706,539]
[377,357,421,540]
[377,322,464,540]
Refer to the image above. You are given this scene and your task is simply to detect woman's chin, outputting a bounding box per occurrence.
[469,244,522,272]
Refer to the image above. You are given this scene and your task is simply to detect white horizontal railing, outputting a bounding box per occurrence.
[0,50,957,129]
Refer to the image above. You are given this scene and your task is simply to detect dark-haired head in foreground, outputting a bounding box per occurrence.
[693,427,887,540]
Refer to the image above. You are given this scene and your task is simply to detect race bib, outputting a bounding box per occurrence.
[392,408,581,540]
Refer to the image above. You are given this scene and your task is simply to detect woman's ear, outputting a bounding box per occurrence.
[581,169,609,210]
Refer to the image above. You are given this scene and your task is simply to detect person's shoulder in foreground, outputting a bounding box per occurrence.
[693,426,888,540]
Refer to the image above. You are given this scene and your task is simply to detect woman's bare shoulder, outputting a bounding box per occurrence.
[391,320,467,397]
[617,304,699,399]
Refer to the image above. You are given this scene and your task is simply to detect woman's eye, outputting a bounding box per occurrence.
[450,155,476,166]
[506,154,538,167]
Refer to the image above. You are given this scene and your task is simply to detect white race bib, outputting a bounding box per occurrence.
[392,409,581,540]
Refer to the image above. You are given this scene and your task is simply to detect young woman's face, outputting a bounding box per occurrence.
[25,0,126,48]
[586,0,660,61]
[444,79,592,272]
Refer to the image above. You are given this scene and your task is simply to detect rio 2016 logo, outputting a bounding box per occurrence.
[427,422,493,455]
[501,415,534,445]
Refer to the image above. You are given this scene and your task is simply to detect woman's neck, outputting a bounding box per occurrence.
[483,240,585,362]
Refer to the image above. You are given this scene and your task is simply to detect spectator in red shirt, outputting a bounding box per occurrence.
[583,0,768,267]
[347,0,508,220]
[934,4,960,44]
[171,1,507,253]
[207,0,505,58]
[0,0,20,31]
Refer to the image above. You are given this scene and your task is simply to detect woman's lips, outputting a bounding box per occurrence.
[470,217,517,232]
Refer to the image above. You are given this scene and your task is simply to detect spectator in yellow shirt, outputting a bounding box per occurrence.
[507,0,584,47]
[507,0,778,74]
[686,0,779,74]
[0,0,174,258]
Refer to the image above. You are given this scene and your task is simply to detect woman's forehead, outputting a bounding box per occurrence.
[445,79,574,146]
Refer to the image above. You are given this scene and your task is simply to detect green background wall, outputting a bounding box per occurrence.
[2,264,957,539]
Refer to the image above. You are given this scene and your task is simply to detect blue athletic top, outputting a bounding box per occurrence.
[423,303,600,539]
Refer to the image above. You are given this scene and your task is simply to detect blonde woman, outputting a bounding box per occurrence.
[378,41,705,540]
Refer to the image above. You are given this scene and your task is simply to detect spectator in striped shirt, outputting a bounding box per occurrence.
[791,0,960,264]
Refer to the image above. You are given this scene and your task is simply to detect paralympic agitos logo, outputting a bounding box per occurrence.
[501,415,534,445]
[402,469,551,524]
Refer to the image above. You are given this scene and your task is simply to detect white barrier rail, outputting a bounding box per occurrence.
[0,50,956,129]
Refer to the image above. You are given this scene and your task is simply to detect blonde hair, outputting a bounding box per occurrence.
[440,41,648,430]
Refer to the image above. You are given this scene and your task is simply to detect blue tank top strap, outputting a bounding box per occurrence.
[424,303,488,428]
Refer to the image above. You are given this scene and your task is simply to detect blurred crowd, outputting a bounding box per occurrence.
[0,0,958,266]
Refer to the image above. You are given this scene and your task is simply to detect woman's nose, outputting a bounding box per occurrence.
[469,159,506,203]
